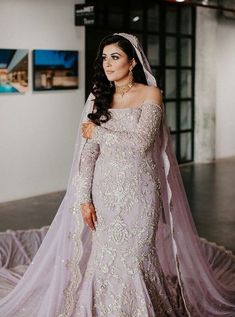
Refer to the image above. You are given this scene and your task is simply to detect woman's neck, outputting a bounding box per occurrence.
[114,75,131,88]
[114,73,134,96]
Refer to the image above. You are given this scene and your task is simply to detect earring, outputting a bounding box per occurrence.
[129,68,134,83]
[110,81,113,87]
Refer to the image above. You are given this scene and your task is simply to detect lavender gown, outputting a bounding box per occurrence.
[75,103,186,316]
[0,99,234,316]
[1,31,235,316]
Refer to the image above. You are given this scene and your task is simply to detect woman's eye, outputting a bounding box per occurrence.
[102,55,119,61]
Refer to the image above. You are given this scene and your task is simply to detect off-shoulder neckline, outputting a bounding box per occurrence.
[109,101,162,111]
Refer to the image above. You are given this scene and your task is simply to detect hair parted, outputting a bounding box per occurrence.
[87,34,147,125]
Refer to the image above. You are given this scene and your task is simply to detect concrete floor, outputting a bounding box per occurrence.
[181,157,235,254]
[0,158,234,254]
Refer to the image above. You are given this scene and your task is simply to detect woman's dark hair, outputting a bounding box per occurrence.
[87,34,147,125]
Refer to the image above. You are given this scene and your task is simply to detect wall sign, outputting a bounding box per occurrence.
[75,4,95,26]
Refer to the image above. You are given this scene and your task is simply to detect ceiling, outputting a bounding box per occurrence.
[165,0,235,12]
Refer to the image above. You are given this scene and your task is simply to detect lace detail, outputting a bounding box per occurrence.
[76,139,100,204]
[68,103,187,315]
[92,103,162,153]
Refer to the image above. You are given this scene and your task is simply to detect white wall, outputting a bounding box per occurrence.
[216,15,235,158]
[0,0,85,203]
[195,7,217,163]
[195,7,235,162]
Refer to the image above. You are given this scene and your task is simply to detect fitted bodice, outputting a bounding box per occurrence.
[97,103,161,163]
[77,103,162,204]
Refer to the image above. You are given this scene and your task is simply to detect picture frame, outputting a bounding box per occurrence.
[32,49,79,91]
[0,49,29,94]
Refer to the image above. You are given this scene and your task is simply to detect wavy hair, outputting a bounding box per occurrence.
[87,34,147,125]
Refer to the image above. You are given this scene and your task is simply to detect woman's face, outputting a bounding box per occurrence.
[102,43,134,83]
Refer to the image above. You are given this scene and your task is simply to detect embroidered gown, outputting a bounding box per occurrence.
[75,102,186,317]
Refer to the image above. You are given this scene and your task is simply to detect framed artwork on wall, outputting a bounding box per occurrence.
[0,49,29,94]
[33,49,79,91]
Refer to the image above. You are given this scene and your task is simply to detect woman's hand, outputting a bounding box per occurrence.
[81,121,97,139]
[80,202,97,231]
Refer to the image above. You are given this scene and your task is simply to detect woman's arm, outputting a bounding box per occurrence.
[92,103,162,152]
[77,139,100,204]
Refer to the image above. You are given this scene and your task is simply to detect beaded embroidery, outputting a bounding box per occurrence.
[60,104,186,316]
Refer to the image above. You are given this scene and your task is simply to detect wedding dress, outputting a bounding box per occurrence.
[0,33,234,317]
[75,102,188,316]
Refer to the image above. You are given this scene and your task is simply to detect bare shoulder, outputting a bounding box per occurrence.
[143,85,163,107]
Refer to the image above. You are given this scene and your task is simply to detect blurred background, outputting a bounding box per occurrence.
[0,0,234,254]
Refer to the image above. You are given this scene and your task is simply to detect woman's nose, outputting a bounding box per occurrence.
[105,57,112,67]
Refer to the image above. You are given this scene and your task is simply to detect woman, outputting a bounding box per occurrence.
[0,33,234,316]
[77,35,173,316]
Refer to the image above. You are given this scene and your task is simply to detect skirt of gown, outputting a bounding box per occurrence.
[1,105,234,316]
[75,150,187,317]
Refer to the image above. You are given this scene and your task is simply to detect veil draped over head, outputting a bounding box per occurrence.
[0,33,235,317]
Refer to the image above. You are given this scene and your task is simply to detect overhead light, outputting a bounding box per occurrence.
[176,0,185,2]
[132,16,140,22]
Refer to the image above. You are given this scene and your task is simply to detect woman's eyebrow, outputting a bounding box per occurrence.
[102,52,122,56]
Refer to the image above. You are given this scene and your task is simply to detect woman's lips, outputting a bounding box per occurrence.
[106,71,114,75]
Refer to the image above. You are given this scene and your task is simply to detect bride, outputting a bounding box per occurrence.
[0,33,234,316]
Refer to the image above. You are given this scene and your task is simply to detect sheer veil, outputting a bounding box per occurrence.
[0,33,234,316]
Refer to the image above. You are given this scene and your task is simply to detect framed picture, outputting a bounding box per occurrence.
[33,49,79,91]
[0,49,29,94]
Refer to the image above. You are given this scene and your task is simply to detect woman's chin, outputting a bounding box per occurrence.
[106,75,116,81]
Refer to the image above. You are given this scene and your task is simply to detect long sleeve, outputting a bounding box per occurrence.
[92,103,162,152]
[77,139,100,204]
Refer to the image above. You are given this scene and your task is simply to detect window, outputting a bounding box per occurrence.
[85,0,195,163]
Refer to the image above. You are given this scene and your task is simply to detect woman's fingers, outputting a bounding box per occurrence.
[80,202,97,231]
[81,123,87,138]
[91,211,97,227]
[81,122,96,139]
[84,213,95,231]
[86,216,95,231]
[81,122,91,138]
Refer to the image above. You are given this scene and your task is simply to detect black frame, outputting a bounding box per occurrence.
[32,49,79,92]
[85,0,195,163]
[159,4,196,163]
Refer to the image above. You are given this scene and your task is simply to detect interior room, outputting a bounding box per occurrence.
[0,0,234,314]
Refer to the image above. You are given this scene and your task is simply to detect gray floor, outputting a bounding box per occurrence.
[181,157,235,254]
[0,158,234,254]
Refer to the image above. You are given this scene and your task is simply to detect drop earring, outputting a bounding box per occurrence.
[129,68,133,82]
[110,81,113,88]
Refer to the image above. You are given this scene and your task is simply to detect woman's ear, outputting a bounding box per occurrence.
[129,58,137,71]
